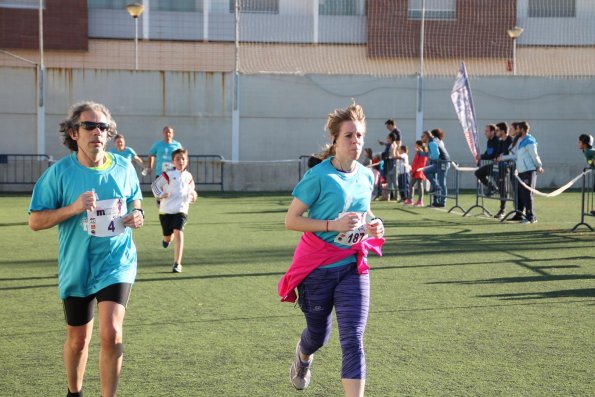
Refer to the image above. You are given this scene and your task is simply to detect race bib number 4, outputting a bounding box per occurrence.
[87,198,126,237]
[333,212,369,246]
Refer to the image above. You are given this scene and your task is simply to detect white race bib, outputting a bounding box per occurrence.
[333,212,369,246]
[87,198,126,237]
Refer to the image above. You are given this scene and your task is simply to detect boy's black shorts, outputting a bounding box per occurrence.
[159,213,188,236]
[63,283,132,326]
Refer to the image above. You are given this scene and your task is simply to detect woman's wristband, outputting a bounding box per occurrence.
[325,220,329,232]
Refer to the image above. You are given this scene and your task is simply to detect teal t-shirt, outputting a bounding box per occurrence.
[292,157,374,268]
[149,140,182,174]
[29,153,143,299]
[110,147,138,161]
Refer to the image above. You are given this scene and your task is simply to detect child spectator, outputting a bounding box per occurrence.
[360,148,381,199]
[410,140,428,206]
[396,145,411,204]
[151,148,197,273]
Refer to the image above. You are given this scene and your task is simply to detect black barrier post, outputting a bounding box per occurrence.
[462,159,492,217]
[571,168,593,232]
[447,161,465,214]
[500,165,528,222]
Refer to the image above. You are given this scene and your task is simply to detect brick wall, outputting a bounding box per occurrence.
[0,0,87,50]
[368,0,516,58]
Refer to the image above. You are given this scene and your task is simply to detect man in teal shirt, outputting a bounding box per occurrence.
[29,101,144,397]
[147,126,183,176]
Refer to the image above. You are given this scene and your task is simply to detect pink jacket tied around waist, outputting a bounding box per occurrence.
[278,232,384,303]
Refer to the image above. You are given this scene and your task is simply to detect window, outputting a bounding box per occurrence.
[88,0,128,10]
[229,0,279,14]
[0,0,45,8]
[528,0,575,18]
[150,0,201,12]
[319,0,360,16]
[408,0,455,20]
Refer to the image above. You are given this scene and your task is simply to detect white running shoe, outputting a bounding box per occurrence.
[289,342,312,390]
[172,263,183,273]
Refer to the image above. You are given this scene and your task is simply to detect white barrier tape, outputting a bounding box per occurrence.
[417,163,478,173]
[220,159,300,164]
[514,169,591,198]
[452,163,479,172]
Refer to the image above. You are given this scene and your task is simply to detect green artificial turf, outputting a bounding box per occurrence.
[0,192,593,396]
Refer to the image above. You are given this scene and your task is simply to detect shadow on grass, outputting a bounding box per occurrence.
[136,270,284,283]
[0,283,57,291]
[478,288,595,300]
[429,274,595,285]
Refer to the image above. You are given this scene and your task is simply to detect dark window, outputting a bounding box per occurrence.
[229,0,279,14]
[150,0,201,12]
[0,0,45,8]
[408,0,456,20]
[528,0,576,18]
[319,0,359,16]
[88,0,128,9]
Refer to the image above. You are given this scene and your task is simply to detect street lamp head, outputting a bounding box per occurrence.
[507,26,524,40]
[125,2,144,18]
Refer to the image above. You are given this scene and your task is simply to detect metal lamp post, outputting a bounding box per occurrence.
[126,2,145,70]
[507,26,524,75]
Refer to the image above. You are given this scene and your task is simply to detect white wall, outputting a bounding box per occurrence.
[0,66,593,190]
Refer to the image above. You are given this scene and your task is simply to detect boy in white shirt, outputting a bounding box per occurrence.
[151,148,197,273]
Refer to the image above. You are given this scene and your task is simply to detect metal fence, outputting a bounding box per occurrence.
[0,154,54,187]
[427,160,464,214]
[0,154,225,192]
[571,168,594,232]
[138,155,224,192]
[463,159,523,221]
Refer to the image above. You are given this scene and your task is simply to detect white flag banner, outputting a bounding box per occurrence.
[451,62,480,161]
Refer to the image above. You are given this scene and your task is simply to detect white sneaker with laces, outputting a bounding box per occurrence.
[289,342,312,390]
[172,263,183,273]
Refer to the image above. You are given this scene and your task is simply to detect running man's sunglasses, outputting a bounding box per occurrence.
[78,121,110,132]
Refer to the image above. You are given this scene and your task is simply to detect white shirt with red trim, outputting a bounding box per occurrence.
[151,169,195,214]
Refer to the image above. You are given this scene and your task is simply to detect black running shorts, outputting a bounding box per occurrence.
[159,213,188,236]
[63,283,132,326]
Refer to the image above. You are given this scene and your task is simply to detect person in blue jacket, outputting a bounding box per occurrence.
[512,121,544,223]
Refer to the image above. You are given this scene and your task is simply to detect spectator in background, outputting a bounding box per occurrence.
[28,101,144,397]
[359,148,373,167]
[381,119,401,150]
[578,133,595,168]
[430,128,451,208]
[147,126,183,177]
[420,130,439,206]
[510,121,544,224]
[473,124,500,196]
[395,145,412,204]
[578,133,595,216]
[493,122,513,219]
[498,122,524,221]
[410,140,428,207]
[307,154,323,169]
[378,132,398,201]
[360,148,381,199]
[110,133,145,168]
